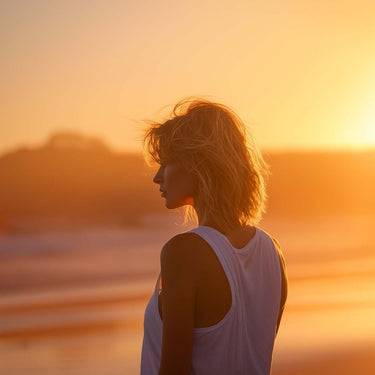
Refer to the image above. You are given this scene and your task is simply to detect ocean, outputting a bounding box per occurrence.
[1,213,374,374]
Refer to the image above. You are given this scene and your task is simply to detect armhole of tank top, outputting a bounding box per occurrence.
[270,235,288,334]
[188,228,236,333]
[156,272,161,294]
[152,241,234,330]
[153,273,163,324]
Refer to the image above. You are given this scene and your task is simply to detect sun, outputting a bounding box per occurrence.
[344,88,375,149]
[356,101,375,148]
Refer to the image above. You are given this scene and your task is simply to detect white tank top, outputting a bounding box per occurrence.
[140,225,283,375]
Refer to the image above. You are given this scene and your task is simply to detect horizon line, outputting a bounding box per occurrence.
[1,142,374,158]
[2,129,375,157]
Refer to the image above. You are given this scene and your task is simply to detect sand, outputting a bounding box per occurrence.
[1,213,375,374]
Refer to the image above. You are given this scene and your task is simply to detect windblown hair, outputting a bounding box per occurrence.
[143,97,270,233]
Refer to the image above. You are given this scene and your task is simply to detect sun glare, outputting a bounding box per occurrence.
[357,97,375,148]
[344,88,375,149]
[361,115,375,146]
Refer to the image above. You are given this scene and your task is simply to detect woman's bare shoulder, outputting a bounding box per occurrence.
[160,232,212,270]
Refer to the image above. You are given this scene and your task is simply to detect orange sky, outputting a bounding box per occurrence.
[1,0,375,154]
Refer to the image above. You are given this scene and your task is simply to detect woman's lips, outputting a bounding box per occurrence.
[160,190,166,197]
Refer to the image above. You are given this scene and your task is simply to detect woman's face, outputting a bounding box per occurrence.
[153,161,197,209]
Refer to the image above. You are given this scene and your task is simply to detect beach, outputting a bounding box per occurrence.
[1,213,375,374]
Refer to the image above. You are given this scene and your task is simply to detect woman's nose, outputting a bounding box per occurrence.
[153,166,163,184]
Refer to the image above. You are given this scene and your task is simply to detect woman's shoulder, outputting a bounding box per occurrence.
[160,231,213,269]
[162,231,209,256]
[160,232,213,287]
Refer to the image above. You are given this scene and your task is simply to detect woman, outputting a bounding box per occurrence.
[140,98,288,375]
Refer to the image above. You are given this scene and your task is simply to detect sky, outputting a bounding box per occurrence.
[1,0,375,154]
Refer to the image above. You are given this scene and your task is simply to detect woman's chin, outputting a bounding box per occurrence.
[164,202,172,209]
[165,200,178,209]
[163,198,173,209]
[164,200,194,210]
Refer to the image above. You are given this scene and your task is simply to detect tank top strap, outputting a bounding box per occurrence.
[187,226,238,303]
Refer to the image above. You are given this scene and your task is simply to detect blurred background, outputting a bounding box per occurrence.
[1,1,374,374]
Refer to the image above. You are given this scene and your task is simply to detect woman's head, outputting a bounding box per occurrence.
[144,97,270,232]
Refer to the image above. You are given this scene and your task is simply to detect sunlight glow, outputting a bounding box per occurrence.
[355,90,375,148]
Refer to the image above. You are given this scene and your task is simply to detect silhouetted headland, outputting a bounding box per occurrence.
[0,132,374,233]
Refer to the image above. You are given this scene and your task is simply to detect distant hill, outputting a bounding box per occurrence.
[0,133,161,230]
[0,132,374,231]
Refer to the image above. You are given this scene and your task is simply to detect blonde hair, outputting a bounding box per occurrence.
[143,97,270,233]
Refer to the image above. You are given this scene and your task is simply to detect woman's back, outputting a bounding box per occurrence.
[158,225,256,328]
[141,225,287,375]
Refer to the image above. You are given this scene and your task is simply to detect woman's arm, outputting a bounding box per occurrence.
[158,234,198,375]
